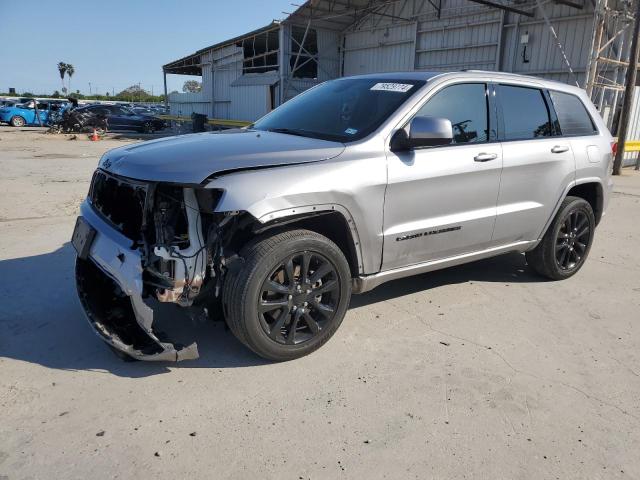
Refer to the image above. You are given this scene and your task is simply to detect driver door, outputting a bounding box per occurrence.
[382,82,503,270]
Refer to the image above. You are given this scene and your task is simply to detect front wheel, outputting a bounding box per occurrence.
[526,196,595,280]
[222,229,352,361]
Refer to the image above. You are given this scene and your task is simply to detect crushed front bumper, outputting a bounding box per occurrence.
[74,200,199,362]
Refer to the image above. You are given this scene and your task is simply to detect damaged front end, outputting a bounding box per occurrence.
[74,169,245,361]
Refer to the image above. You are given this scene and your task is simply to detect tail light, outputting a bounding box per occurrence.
[611,141,618,156]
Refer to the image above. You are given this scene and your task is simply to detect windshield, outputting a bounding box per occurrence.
[252,78,426,142]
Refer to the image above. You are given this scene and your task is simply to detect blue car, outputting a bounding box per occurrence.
[0,100,67,127]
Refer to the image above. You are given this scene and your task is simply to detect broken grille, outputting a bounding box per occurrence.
[89,169,148,242]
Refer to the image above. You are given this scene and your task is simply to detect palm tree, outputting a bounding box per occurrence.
[57,62,67,93]
[66,64,75,94]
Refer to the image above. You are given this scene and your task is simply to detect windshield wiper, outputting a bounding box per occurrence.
[266,128,313,138]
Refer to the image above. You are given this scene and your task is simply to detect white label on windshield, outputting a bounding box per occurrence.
[345,128,358,135]
[370,83,414,93]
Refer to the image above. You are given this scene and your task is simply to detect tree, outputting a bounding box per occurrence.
[57,62,67,92]
[52,90,61,98]
[66,64,75,94]
[117,84,151,102]
[182,80,202,93]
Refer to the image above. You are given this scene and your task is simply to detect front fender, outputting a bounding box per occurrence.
[205,158,387,274]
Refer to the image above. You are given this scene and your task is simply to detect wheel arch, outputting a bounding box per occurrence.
[10,115,26,126]
[538,178,605,241]
[566,181,604,225]
[225,206,364,278]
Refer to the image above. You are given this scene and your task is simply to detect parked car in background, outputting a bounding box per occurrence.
[76,104,166,133]
[0,100,68,127]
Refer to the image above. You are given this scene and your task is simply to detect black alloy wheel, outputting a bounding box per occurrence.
[526,196,595,280]
[142,121,155,134]
[555,209,591,271]
[222,229,352,361]
[259,251,340,345]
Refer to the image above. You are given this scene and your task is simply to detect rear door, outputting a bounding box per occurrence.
[382,82,503,270]
[492,84,575,244]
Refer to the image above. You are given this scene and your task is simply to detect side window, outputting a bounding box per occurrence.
[549,91,597,136]
[499,85,553,140]
[415,83,489,144]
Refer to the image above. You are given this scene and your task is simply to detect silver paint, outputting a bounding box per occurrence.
[81,70,613,358]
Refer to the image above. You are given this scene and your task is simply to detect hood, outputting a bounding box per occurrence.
[99,129,345,184]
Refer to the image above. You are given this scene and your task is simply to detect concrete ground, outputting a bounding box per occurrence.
[0,126,639,480]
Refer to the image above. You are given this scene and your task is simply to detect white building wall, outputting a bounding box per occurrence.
[317,28,341,81]
[624,86,640,167]
[170,0,639,129]
[341,0,597,84]
[212,44,244,119]
[167,92,209,116]
[230,85,271,121]
[343,22,417,75]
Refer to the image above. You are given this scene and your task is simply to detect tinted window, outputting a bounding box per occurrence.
[415,83,489,144]
[550,91,597,136]
[253,78,426,142]
[499,85,553,140]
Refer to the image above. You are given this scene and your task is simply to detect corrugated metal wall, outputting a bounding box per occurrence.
[230,85,270,121]
[211,44,244,119]
[342,0,596,84]
[169,0,640,129]
[343,23,417,75]
[167,92,210,116]
[317,29,341,81]
[624,86,640,167]
[500,5,594,86]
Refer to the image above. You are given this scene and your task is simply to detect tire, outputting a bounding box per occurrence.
[142,121,155,134]
[222,229,352,361]
[10,116,26,127]
[526,196,595,280]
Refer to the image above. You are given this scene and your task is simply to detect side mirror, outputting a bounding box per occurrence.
[391,116,453,151]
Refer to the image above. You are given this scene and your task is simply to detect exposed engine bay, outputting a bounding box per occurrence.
[75,169,254,361]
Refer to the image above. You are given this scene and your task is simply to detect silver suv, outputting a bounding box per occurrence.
[73,71,614,362]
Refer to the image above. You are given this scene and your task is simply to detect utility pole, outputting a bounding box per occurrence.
[612,0,640,175]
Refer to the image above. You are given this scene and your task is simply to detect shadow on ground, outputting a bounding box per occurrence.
[0,242,542,378]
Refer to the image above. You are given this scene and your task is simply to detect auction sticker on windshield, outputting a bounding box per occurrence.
[370,83,414,93]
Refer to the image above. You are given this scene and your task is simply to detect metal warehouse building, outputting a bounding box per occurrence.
[163,0,639,160]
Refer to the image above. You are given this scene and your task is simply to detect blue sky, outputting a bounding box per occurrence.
[0,0,294,95]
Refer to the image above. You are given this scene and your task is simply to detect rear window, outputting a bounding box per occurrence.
[549,91,597,136]
[499,85,553,141]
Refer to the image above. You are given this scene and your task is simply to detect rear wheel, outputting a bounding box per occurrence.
[222,229,352,361]
[526,196,595,280]
[10,116,25,127]
[142,121,155,134]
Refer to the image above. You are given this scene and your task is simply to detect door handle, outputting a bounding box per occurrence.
[551,145,570,153]
[474,153,498,162]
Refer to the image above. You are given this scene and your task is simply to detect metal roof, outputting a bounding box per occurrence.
[163,21,280,75]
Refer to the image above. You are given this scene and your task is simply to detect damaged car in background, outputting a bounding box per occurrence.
[73,71,613,362]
